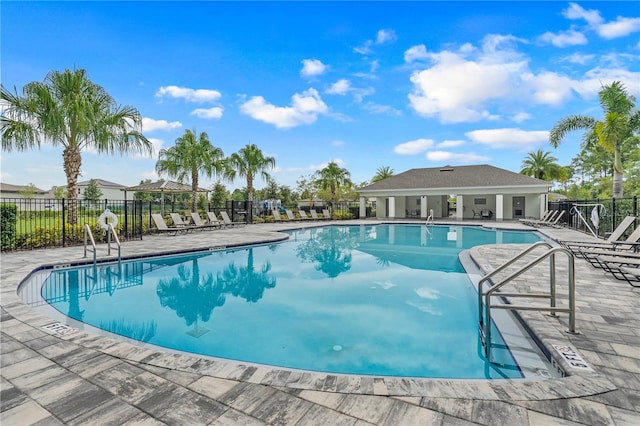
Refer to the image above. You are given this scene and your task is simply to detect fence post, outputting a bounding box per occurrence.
[62,198,66,247]
[612,197,617,235]
[633,196,638,220]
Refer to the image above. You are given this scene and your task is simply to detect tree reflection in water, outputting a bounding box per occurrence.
[216,247,276,303]
[157,258,224,336]
[296,226,359,278]
[156,248,276,334]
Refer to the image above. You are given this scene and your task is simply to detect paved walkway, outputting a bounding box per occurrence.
[1,220,639,425]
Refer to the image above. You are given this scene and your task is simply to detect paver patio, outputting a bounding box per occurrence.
[1,220,639,425]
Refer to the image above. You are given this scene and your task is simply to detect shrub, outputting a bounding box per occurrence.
[0,204,17,250]
[332,211,354,220]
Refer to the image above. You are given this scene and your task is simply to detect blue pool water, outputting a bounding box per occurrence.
[34,224,543,379]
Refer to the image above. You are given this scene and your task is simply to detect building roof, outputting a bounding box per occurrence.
[76,179,127,188]
[0,183,46,194]
[358,164,550,192]
[122,180,208,193]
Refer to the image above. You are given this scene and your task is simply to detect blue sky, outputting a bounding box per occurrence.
[1,1,639,193]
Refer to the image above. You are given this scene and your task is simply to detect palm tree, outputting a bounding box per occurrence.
[1,68,152,224]
[371,166,394,183]
[550,81,640,198]
[314,161,352,208]
[520,150,565,181]
[156,129,225,211]
[225,143,276,203]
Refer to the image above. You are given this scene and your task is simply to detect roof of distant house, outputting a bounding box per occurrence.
[76,179,127,188]
[359,164,550,192]
[0,183,46,193]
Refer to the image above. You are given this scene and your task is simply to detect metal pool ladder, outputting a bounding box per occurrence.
[478,241,576,363]
[84,223,121,266]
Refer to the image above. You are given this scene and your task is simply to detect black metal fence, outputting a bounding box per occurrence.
[548,196,639,238]
[1,198,376,251]
[0,198,144,251]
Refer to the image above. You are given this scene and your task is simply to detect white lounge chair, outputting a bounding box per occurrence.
[220,210,244,227]
[561,216,637,254]
[151,214,191,235]
[190,212,220,230]
[285,209,301,221]
[298,210,311,220]
[206,211,223,228]
[322,209,332,220]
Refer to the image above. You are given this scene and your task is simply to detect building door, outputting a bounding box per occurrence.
[512,197,525,219]
[385,198,389,218]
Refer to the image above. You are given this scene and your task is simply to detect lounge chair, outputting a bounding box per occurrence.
[322,209,332,220]
[298,210,311,220]
[560,216,636,249]
[190,212,220,230]
[524,210,560,227]
[562,217,638,256]
[169,213,196,230]
[272,210,285,222]
[519,210,551,226]
[285,209,301,221]
[219,210,244,227]
[309,210,324,220]
[596,255,640,287]
[151,213,191,235]
[206,211,224,228]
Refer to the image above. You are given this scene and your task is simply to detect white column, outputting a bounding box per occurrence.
[540,193,548,218]
[359,196,366,218]
[496,194,503,221]
[420,195,427,218]
[456,195,464,221]
[388,196,396,218]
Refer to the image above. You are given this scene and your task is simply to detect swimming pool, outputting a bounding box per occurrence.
[22,224,555,379]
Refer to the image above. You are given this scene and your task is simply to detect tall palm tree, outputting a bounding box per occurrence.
[371,166,394,183]
[225,143,276,203]
[520,149,565,181]
[550,81,640,198]
[314,161,352,208]
[1,68,152,224]
[156,129,225,211]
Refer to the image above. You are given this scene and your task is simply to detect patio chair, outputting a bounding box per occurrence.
[190,212,220,230]
[519,210,551,226]
[574,226,640,257]
[219,210,245,227]
[298,210,311,220]
[151,214,191,235]
[480,209,493,219]
[285,209,301,221]
[595,255,640,287]
[169,213,198,231]
[322,209,332,220]
[309,210,324,220]
[206,211,224,228]
[560,216,636,249]
[272,210,285,222]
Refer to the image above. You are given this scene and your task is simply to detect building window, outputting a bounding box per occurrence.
[474,198,486,205]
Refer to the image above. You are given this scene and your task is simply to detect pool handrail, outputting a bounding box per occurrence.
[478,242,576,363]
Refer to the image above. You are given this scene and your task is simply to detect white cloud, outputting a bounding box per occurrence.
[563,3,603,26]
[404,44,429,63]
[362,103,402,116]
[539,29,587,47]
[561,53,595,65]
[426,151,490,163]
[393,138,434,155]
[466,128,549,150]
[408,49,525,123]
[331,140,344,147]
[511,112,532,123]
[597,17,640,39]
[326,79,351,95]
[156,85,222,103]
[239,88,328,128]
[436,140,465,148]
[520,72,575,106]
[301,59,327,77]
[141,170,159,180]
[376,29,397,44]
[142,117,182,132]
[190,107,224,119]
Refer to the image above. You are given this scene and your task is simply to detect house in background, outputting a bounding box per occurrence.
[70,179,128,201]
[0,183,47,199]
[357,165,551,221]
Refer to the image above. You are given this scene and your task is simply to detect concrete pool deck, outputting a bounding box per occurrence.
[1,219,639,425]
